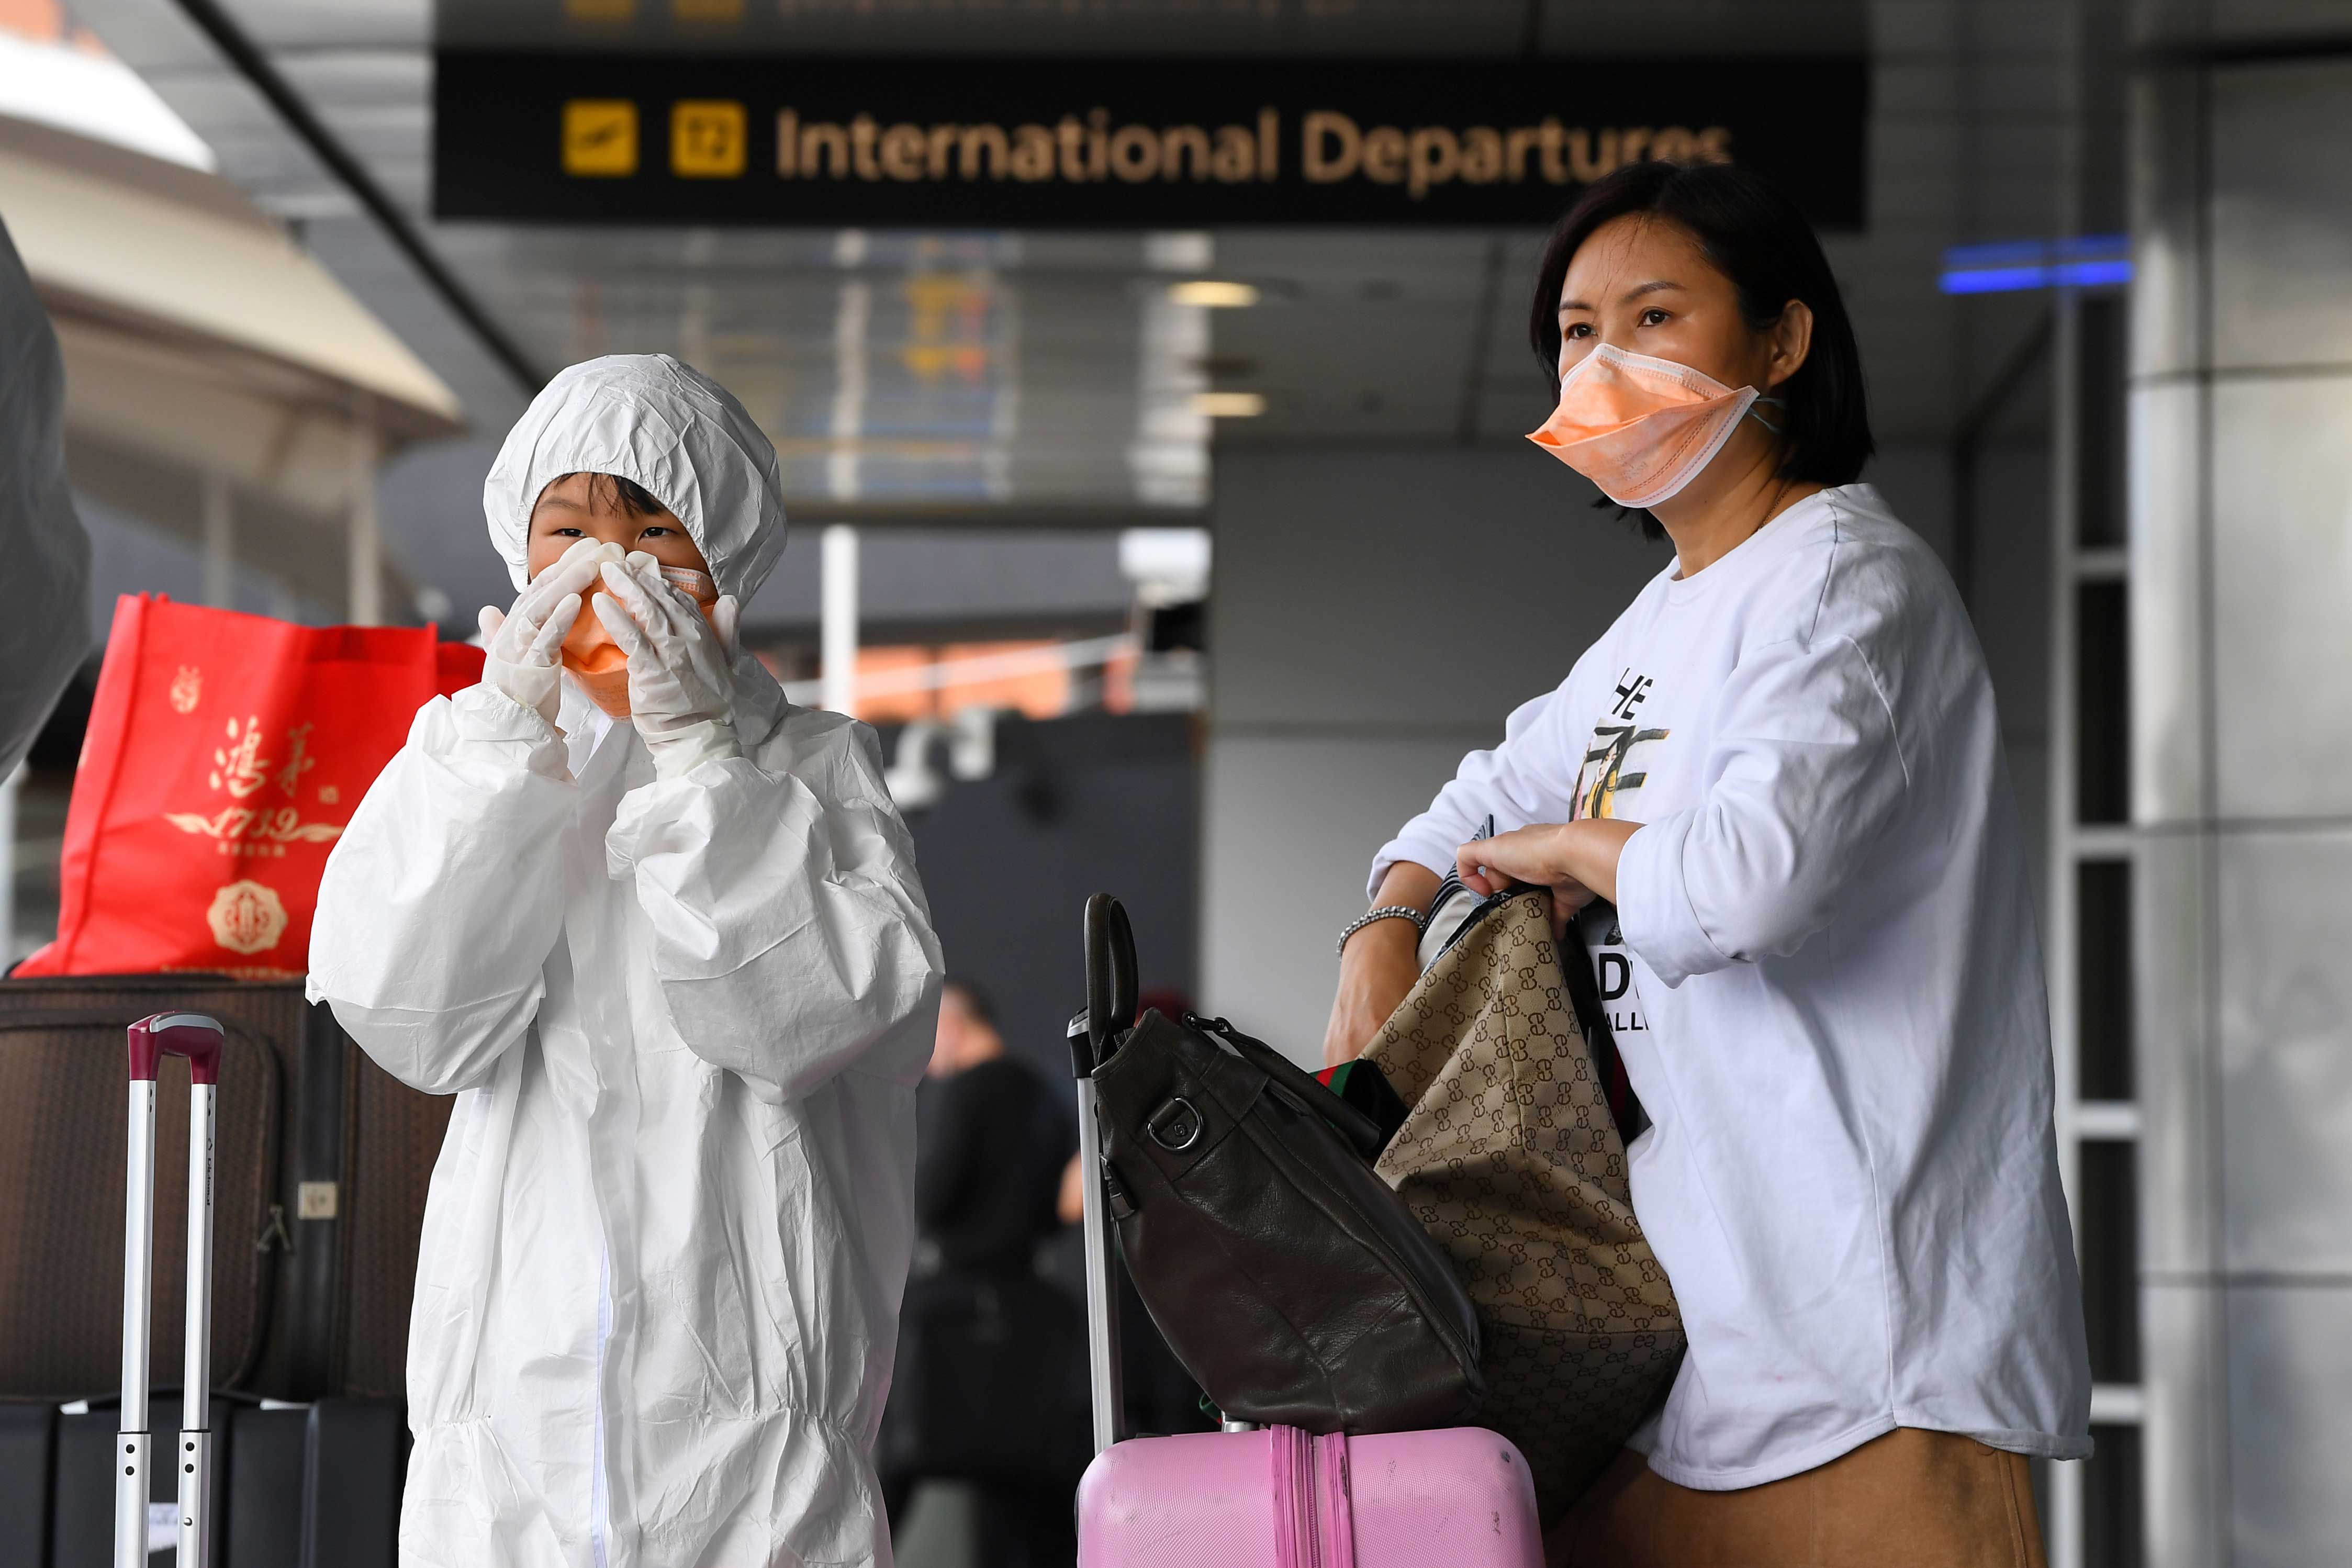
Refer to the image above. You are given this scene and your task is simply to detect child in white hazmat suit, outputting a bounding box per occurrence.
[308,355,944,1567]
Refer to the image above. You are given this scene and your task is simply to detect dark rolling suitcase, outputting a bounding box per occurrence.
[0,976,453,1401]
[0,984,453,1565]
[4,1392,402,1568]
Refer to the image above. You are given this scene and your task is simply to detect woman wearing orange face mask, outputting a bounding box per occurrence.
[1323,164,2089,1566]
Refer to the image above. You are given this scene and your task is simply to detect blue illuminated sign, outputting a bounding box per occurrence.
[1939,236,2131,294]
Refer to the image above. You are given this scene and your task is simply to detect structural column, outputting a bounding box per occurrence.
[2128,51,2352,1568]
[200,474,234,609]
[821,523,860,717]
[347,395,381,626]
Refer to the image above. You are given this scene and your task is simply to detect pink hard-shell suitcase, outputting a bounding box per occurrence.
[1066,989,1545,1567]
[1078,1424,1544,1567]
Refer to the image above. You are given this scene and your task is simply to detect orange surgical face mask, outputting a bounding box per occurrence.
[558,559,722,717]
[1526,343,1782,510]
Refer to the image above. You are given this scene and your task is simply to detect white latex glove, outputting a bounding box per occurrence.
[591,553,744,780]
[477,539,604,727]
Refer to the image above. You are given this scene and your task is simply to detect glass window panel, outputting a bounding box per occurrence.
[2077,580,2131,825]
[2086,1420,2145,1568]
[2080,1139,2142,1384]
[2030,1457,2052,1562]
[2077,857,2135,1101]
[2077,294,2128,550]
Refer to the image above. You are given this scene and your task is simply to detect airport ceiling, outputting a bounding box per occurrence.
[66,0,2136,547]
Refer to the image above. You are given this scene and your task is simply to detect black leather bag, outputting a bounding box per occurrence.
[1076,894,1484,1435]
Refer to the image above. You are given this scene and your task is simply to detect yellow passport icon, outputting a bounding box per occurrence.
[563,100,638,177]
[671,100,746,178]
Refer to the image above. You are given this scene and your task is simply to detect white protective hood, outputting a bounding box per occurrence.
[483,353,788,602]
[0,214,90,773]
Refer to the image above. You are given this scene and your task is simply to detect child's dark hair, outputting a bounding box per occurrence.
[1529,160,1874,539]
[548,471,671,517]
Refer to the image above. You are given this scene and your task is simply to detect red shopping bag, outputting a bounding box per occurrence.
[16,596,485,979]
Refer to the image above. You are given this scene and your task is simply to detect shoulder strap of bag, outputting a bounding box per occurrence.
[1553,898,1648,1140]
[1552,903,1615,1054]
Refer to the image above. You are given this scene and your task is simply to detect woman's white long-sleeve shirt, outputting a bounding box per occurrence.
[309,656,943,1567]
[1374,483,2091,1491]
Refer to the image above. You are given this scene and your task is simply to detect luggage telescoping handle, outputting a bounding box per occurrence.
[1072,893,1138,1454]
[118,1012,226,1568]
[1082,891,1137,1070]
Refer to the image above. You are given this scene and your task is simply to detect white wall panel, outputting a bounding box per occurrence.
[2225,1283,2352,1568]
[2140,1282,2228,1568]
[2210,60,2352,372]
[2216,830,2352,1274]
[2208,376,2352,820]
[2127,382,2208,826]
[2132,46,2352,1568]
[1200,731,1483,1059]
[2134,832,2216,1275]
[2129,70,2204,384]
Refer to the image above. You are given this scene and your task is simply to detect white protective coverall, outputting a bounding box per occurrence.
[309,355,943,1567]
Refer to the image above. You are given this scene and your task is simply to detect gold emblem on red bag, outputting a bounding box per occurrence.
[170,718,343,857]
[206,879,288,954]
[169,666,201,714]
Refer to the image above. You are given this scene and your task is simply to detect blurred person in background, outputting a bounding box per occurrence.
[919,978,1072,1274]
[311,354,943,1568]
[1323,163,2088,1567]
[0,214,91,775]
[883,976,1082,1567]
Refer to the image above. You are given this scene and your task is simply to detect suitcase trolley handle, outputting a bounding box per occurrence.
[118,1012,226,1568]
[1071,894,1139,1456]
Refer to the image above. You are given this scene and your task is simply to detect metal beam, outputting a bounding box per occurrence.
[169,0,547,398]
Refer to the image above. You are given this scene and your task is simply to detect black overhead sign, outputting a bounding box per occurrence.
[433,53,1867,229]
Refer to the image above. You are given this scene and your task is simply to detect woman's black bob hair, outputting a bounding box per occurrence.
[1529,161,1873,529]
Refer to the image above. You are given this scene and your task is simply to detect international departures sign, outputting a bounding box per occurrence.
[433,54,1867,228]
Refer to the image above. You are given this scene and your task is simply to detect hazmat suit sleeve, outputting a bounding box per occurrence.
[307,686,578,1094]
[605,707,944,1103]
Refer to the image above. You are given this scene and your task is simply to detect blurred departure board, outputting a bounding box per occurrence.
[433,54,1868,228]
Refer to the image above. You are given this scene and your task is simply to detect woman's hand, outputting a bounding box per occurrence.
[1321,861,1442,1067]
[1457,820,1641,939]
[1322,917,1421,1067]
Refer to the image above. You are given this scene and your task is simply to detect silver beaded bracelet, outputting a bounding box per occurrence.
[1336,905,1430,956]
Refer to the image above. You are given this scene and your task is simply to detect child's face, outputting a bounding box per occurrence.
[526,473,712,580]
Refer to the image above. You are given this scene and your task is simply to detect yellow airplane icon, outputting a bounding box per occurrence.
[563,100,639,177]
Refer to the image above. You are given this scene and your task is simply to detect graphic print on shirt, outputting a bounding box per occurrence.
[1573,667,1668,1045]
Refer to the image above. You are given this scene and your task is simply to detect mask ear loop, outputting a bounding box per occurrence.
[1748,395,1788,437]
